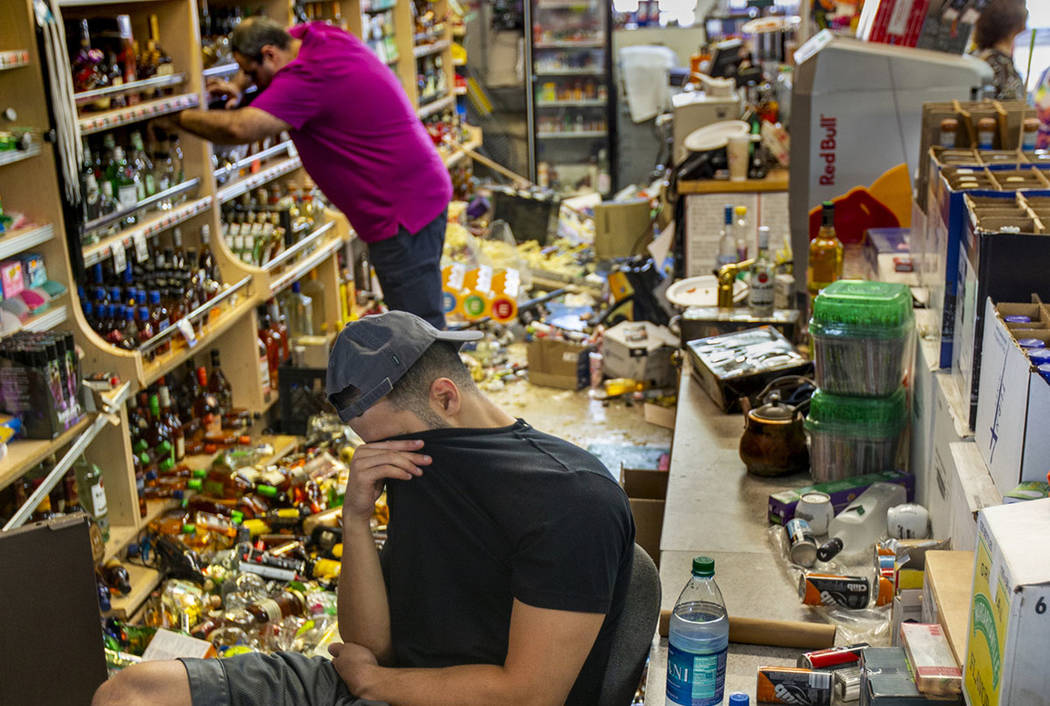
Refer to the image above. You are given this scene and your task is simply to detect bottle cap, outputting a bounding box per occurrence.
[192,468,207,479]
[817,537,843,562]
[728,694,749,706]
[187,478,203,491]
[231,510,244,525]
[692,556,714,577]
[181,523,196,534]
[257,484,278,498]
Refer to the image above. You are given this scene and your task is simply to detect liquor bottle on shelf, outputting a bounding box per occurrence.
[209,349,233,418]
[283,282,314,338]
[806,201,843,298]
[74,456,110,543]
[748,226,774,317]
[129,131,155,198]
[72,19,109,109]
[194,366,222,436]
[79,236,225,349]
[81,141,102,222]
[116,15,138,100]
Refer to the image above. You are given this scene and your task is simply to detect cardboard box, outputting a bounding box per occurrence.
[642,402,675,430]
[963,499,1050,706]
[946,442,1001,552]
[526,338,593,390]
[974,299,1050,495]
[619,467,667,568]
[910,313,940,504]
[601,321,678,387]
[921,551,974,666]
[954,202,1050,429]
[767,469,915,525]
[864,227,919,286]
[925,373,973,539]
[923,184,1021,370]
[860,647,962,705]
[892,589,924,647]
[916,101,1031,214]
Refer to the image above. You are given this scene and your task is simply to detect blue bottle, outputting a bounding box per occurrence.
[666,556,729,706]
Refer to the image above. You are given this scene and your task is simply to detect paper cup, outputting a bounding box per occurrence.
[727,134,750,182]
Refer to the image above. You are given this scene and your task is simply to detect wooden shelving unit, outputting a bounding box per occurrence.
[1,0,481,628]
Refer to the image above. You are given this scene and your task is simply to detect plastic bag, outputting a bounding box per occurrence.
[767,525,892,647]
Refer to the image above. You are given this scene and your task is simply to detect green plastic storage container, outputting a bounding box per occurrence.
[810,280,915,396]
[804,387,907,482]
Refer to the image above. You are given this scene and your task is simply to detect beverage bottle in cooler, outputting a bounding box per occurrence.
[666,556,728,706]
[715,205,736,269]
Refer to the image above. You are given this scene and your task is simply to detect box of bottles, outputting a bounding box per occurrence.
[953,194,1050,430]
[974,296,1050,495]
[964,499,1050,706]
[804,388,907,482]
[921,163,1050,370]
[0,332,83,439]
[810,280,914,397]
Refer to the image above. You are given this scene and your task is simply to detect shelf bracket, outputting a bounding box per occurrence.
[2,381,132,532]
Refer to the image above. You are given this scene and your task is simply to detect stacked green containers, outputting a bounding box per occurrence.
[805,281,914,481]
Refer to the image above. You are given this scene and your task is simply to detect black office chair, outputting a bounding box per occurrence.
[598,544,662,706]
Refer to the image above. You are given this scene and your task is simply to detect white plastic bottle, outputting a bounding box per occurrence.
[666,556,728,706]
[817,482,908,561]
[716,205,737,269]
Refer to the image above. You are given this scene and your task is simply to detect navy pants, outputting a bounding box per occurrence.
[367,210,447,329]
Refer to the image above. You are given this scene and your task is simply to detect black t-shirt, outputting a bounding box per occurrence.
[379,419,636,705]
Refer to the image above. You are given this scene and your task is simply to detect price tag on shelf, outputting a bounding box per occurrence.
[133,232,149,263]
[177,319,198,348]
[111,242,127,273]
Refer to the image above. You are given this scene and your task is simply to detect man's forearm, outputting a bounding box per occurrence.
[337,517,393,662]
[174,109,251,144]
[354,663,554,706]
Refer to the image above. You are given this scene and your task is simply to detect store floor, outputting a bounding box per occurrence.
[483,343,673,451]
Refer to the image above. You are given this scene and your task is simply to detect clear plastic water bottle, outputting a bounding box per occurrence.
[666,556,729,706]
[716,205,737,269]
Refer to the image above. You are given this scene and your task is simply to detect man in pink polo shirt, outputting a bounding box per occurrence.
[170,17,452,328]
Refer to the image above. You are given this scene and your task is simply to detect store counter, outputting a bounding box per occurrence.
[676,169,789,195]
[643,358,828,704]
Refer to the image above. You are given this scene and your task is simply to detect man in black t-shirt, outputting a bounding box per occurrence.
[94,311,635,706]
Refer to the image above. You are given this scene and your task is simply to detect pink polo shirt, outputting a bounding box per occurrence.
[252,23,452,243]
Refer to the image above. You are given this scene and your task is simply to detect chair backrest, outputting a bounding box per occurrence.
[598,544,662,706]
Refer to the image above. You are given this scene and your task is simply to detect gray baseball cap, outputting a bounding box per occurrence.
[326,311,482,421]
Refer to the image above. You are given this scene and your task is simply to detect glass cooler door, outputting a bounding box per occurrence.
[527,0,616,196]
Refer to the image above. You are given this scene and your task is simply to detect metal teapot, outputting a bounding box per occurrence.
[739,380,811,477]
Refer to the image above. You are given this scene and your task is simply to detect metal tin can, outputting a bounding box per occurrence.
[834,666,862,702]
[785,518,817,567]
[795,491,833,535]
[797,643,869,670]
[798,572,870,609]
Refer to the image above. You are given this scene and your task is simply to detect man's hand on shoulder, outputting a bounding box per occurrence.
[343,440,431,524]
[328,642,380,695]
